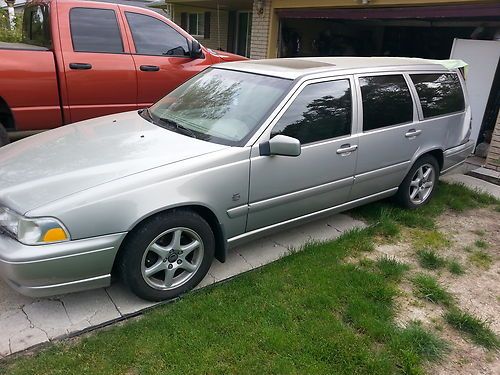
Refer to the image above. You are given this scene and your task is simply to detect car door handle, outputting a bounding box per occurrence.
[405,129,422,138]
[140,65,160,72]
[336,144,358,155]
[69,63,92,70]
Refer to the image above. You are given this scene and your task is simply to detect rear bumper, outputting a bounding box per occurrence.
[442,140,475,174]
[0,232,126,297]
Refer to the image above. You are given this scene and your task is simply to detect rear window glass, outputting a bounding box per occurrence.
[411,73,465,118]
[360,75,413,131]
[70,8,123,53]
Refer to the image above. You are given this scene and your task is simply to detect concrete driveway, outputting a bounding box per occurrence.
[0,214,365,358]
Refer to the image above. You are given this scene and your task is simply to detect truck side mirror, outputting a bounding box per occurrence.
[190,40,204,59]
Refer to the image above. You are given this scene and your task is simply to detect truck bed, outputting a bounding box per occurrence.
[0,42,49,51]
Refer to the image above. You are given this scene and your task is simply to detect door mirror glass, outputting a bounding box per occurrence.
[190,40,204,59]
[260,135,301,157]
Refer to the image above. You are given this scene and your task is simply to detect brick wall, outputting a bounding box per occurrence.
[485,112,500,171]
[173,5,229,52]
[249,0,272,59]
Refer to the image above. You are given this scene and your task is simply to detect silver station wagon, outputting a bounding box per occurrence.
[0,57,474,301]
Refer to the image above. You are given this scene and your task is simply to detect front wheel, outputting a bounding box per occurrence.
[395,155,439,209]
[119,210,215,301]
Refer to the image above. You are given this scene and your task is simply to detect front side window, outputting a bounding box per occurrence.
[22,4,51,48]
[360,75,413,131]
[411,73,465,118]
[148,68,291,146]
[126,12,189,56]
[271,80,352,145]
[70,8,123,53]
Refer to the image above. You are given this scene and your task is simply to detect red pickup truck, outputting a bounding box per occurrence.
[0,0,245,146]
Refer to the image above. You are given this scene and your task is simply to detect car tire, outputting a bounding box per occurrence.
[119,210,215,301]
[395,155,439,209]
[0,122,9,147]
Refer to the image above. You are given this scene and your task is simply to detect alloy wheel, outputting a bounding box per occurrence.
[408,163,435,205]
[141,227,204,290]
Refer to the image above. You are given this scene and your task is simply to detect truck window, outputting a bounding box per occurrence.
[410,73,465,119]
[22,4,51,48]
[360,75,413,131]
[125,12,189,57]
[70,8,123,53]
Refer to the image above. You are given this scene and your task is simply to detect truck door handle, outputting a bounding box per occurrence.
[69,63,92,70]
[336,144,358,155]
[140,65,160,72]
[405,129,422,138]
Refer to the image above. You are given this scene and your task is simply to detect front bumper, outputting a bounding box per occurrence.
[0,232,126,297]
[442,140,475,174]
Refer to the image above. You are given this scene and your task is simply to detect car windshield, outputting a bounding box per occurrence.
[147,68,292,146]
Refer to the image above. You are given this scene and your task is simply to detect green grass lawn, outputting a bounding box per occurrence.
[0,182,497,375]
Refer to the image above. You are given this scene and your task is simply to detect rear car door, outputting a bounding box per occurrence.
[351,73,420,199]
[59,3,137,123]
[122,10,215,108]
[247,77,358,231]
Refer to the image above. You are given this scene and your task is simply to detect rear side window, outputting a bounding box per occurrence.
[271,79,352,145]
[22,4,51,48]
[70,8,123,53]
[360,75,413,131]
[125,12,189,56]
[411,73,465,118]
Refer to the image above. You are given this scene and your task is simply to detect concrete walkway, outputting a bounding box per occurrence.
[0,214,365,358]
[442,170,500,200]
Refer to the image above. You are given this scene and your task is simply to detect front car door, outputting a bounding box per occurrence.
[59,2,137,123]
[351,73,420,199]
[247,77,358,231]
[122,10,216,108]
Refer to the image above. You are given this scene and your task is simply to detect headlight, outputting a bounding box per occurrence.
[0,207,70,245]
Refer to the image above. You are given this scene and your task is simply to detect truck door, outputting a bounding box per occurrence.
[121,9,215,107]
[58,2,137,123]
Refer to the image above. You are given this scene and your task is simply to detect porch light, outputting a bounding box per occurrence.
[256,0,264,15]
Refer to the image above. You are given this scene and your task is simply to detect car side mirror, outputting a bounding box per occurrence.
[259,135,301,157]
[189,40,204,59]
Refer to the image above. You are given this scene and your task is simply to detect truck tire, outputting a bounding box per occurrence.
[0,122,9,147]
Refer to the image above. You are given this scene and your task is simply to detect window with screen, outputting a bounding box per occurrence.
[411,73,465,118]
[360,75,413,131]
[126,12,189,56]
[271,80,352,145]
[70,8,123,53]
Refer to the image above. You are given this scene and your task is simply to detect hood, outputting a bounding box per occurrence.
[208,48,248,62]
[0,111,227,214]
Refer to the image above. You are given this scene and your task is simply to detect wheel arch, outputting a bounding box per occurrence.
[112,204,227,277]
[410,147,444,174]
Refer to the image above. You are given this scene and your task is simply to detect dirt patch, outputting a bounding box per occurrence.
[369,208,500,375]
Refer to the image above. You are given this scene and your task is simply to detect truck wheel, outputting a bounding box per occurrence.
[0,122,9,147]
[395,155,439,209]
[119,210,215,301]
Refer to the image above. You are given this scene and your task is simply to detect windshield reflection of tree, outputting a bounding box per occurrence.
[169,77,242,126]
[273,88,351,144]
[412,74,464,117]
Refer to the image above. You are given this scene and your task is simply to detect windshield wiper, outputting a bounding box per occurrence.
[158,117,198,139]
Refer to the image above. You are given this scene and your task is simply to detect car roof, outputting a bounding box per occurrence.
[216,57,451,80]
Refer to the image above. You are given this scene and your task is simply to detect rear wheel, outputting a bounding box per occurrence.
[395,155,439,209]
[119,210,215,301]
[0,122,9,147]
